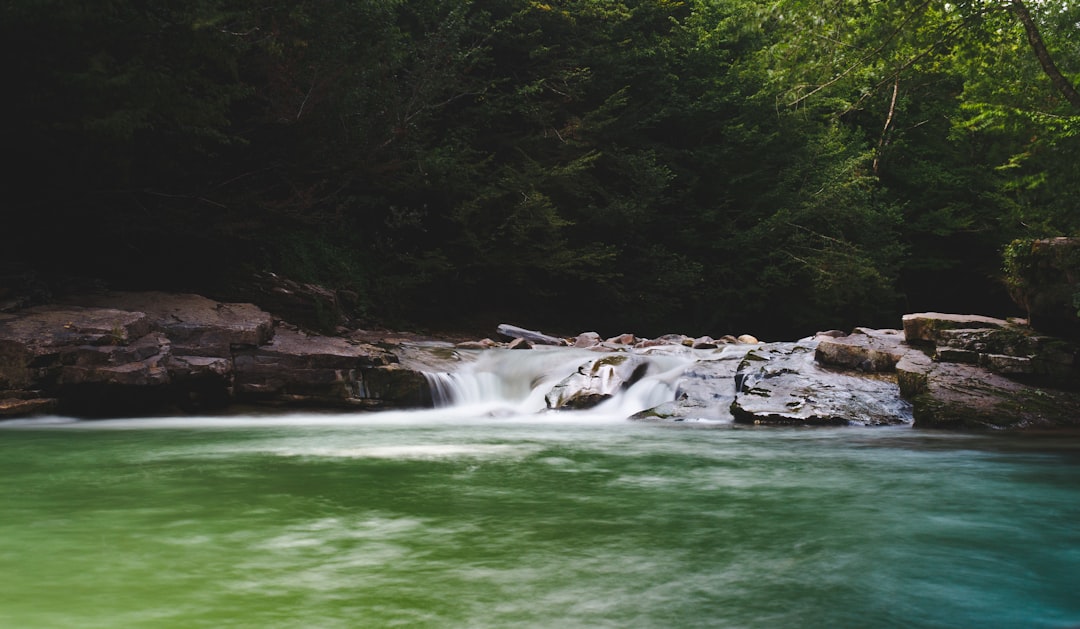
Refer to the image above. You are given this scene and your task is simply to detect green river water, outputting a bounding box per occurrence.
[2,412,1080,628]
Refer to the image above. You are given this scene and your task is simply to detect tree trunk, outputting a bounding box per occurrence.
[1010,0,1080,110]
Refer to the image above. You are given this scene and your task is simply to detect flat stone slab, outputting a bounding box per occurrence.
[0,306,152,349]
[902,313,1009,345]
[240,329,394,368]
[234,329,399,404]
[815,328,909,372]
[0,306,154,389]
[65,292,274,356]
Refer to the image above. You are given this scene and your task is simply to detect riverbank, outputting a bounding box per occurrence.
[1,290,1077,429]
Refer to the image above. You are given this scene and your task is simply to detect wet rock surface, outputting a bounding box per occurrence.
[729,342,912,426]
[631,347,749,422]
[545,354,651,410]
[898,352,1080,430]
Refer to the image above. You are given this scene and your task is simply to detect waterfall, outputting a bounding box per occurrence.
[422,346,702,417]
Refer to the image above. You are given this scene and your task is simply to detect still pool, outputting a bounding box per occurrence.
[2,412,1080,628]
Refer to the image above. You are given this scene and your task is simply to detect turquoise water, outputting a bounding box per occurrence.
[2,412,1080,628]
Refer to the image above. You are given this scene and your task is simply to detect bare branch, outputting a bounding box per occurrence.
[873,77,901,175]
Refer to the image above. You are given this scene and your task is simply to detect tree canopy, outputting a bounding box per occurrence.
[3,0,1077,337]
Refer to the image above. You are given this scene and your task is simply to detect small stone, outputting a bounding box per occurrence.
[692,336,718,350]
[736,334,759,344]
[455,339,497,350]
[573,332,601,348]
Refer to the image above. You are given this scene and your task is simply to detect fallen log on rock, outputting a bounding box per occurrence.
[495,323,568,346]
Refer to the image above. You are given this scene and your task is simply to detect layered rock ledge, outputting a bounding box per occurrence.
[895,313,1079,429]
[0,292,429,417]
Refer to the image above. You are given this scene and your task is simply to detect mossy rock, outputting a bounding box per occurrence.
[1004,237,1080,339]
[911,360,1080,430]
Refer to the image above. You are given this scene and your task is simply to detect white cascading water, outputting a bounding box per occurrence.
[423,346,703,418]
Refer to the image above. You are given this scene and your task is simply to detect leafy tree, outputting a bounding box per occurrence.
[5,0,1076,336]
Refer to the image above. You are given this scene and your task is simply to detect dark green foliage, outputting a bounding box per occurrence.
[3,0,1076,336]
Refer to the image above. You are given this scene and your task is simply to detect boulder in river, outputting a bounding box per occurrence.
[573,332,602,348]
[546,354,651,410]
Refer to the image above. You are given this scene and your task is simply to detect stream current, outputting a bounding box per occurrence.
[2,347,1080,628]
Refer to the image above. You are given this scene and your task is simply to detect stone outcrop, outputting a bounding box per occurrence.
[895,312,1079,429]
[897,350,1080,430]
[901,312,1009,345]
[1004,237,1079,339]
[729,342,912,426]
[233,329,412,408]
[0,293,435,417]
[814,327,907,372]
[63,291,274,355]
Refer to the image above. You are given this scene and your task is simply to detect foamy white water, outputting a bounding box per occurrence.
[422,346,706,419]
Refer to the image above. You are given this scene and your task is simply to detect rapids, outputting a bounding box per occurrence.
[420,346,709,418]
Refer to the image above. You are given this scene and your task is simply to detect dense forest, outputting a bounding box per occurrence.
[2,0,1077,338]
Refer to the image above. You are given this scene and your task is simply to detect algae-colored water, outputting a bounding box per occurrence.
[3,413,1079,628]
